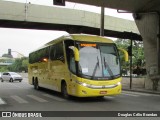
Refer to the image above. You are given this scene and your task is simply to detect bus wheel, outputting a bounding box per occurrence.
[34,79,39,90]
[61,82,70,99]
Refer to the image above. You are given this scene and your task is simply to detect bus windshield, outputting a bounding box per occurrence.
[78,42,120,80]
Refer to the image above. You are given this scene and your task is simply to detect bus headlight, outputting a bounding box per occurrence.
[81,83,87,87]
[75,80,89,87]
[117,82,121,85]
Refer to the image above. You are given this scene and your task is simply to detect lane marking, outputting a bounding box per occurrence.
[11,95,28,104]
[27,95,48,102]
[42,94,65,102]
[0,98,6,105]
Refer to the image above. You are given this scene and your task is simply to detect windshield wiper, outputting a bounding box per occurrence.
[91,56,99,79]
[103,57,114,77]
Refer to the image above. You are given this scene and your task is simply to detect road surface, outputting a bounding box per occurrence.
[0,78,160,119]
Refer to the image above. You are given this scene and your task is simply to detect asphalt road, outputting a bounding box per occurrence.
[0,78,160,119]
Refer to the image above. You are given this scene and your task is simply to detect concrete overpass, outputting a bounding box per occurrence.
[0,0,141,40]
[66,0,160,90]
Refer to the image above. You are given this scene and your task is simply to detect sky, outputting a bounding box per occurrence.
[0,0,134,58]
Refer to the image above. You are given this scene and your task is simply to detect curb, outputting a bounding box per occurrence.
[122,88,160,95]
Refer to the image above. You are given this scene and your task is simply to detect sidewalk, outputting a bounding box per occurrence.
[122,85,160,95]
[122,77,160,95]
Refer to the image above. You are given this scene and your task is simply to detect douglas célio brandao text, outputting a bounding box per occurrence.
[118,112,158,117]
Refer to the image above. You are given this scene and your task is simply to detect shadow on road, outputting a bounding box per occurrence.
[36,87,113,103]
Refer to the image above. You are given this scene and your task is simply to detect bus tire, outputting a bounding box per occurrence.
[34,79,40,90]
[61,82,70,99]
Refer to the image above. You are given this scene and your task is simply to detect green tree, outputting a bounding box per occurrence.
[115,38,145,71]
[132,41,145,67]
[0,66,9,72]
[115,38,130,70]
[8,57,29,72]
[22,59,29,72]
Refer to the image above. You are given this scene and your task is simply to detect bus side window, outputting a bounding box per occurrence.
[55,42,65,62]
[50,45,56,60]
[29,53,35,64]
[37,47,49,62]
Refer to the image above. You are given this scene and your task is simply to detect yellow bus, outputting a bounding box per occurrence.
[28,34,128,98]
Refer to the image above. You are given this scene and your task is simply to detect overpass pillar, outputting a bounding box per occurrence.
[134,13,160,90]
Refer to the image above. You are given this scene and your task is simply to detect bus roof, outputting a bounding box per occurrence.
[45,34,114,46]
[30,34,114,54]
[71,34,114,43]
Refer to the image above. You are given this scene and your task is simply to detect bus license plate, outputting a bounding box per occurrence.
[100,91,107,94]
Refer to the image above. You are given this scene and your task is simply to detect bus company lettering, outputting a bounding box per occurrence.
[80,44,96,47]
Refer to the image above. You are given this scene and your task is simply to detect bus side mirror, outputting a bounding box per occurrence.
[69,46,80,61]
[118,48,129,62]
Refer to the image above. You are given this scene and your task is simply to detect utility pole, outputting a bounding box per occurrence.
[25,0,28,21]
[100,6,105,36]
[129,40,133,89]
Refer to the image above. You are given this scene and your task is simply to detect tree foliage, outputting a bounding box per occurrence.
[0,66,9,72]
[8,57,29,72]
[115,39,130,70]
[115,38,145,71]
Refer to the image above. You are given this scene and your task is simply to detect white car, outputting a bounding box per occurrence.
[1,72,23,82]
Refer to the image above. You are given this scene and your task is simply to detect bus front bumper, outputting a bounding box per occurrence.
[70,82,122,97]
